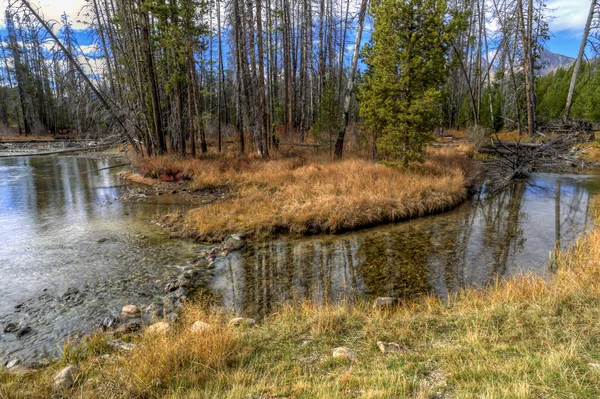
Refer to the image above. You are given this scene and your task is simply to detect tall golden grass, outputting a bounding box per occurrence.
[135,149,474,241]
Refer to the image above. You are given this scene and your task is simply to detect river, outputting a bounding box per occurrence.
[1,155,598,361]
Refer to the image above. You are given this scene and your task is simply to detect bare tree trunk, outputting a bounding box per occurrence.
[333,0,368,158]
[517,0,536,137]
[564,0,597,121]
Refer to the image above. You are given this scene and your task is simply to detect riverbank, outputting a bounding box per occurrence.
[125,145,477,242]
[3,195,600,397]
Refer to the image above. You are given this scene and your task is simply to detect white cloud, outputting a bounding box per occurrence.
[0,0,89,30]
[546,0,591,33]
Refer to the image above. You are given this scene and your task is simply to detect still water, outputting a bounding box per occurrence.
[1,155,599,362]
[211,174,600,318]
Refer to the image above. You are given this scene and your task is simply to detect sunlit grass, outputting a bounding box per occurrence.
[134,149,473,241]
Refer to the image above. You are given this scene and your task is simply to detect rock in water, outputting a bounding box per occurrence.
[146,322,171,335]
[223,236,246,251]
[15,326,32,338]
[121,304,141,317]
[228,317,255,328]
[54,365,79,390]
[6,359,20,369]
[3,323,19,333]
[332,347,357,361]
[190,321,212,333]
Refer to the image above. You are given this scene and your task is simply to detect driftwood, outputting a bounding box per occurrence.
[483,133,589,191]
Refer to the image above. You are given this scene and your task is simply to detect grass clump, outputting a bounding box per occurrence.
[136,149,474,241]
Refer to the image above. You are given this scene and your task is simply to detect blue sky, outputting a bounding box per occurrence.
[0,0,593,59]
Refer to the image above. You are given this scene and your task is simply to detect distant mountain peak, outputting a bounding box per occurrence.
[536,49,575,76]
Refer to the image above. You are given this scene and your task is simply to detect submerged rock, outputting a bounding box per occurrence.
[15,326,33,338]
[53,365,78,390]
[332,347,357,361]
[3,322,19,333]
[228,317,255,328]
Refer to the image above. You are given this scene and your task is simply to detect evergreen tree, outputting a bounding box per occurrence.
[359,0,460,165]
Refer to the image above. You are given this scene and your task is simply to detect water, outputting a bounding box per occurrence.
[0,155,204,361]
[1,155,599,362]
[211,174,600,318]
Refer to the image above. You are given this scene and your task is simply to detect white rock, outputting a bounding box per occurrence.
[121,304,140,316]
[377,341,406,354]
[53,365,79,390]
[332,347,357,361]
[228,317,256,328]
[107,339,135,351]
[5,359,20,369]
[190,321,212,333]
[146,322,171,335]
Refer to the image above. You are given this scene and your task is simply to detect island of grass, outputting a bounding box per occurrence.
[128,144,477,242]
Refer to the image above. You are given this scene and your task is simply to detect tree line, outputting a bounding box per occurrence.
[0,0,597,162]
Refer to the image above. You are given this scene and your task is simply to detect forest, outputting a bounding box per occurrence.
[1,0,596,162]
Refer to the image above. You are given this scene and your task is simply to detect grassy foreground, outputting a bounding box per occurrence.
[136,146,474,241]
[4,197,600,397]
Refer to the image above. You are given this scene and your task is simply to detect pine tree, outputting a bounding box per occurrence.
[359,0,461,165]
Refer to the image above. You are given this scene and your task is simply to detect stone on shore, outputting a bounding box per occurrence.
[332,347,357,361]
[190,321,212,333]
[228,317,256,328]
[107,339,135,351]
[121,305,141,316]
[53,365,78,390]
[146,322,171,336]
[377,341,407,354]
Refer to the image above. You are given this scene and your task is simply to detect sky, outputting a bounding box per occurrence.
[0,0,594,59]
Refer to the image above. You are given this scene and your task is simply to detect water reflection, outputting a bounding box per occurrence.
[212,174,600,317]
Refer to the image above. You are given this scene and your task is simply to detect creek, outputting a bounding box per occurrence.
[1,155,598,361]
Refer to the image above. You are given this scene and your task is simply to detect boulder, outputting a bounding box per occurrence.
[373,297,398,309]
[146,322,171,336]
[190,321,212,333]
[332,347,357,361]
[228,317,255,328]
[53,365,78,390]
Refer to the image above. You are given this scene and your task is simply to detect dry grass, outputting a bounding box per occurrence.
[5,196,600,397]
[134,150,473,241]
[0,135,55,141]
